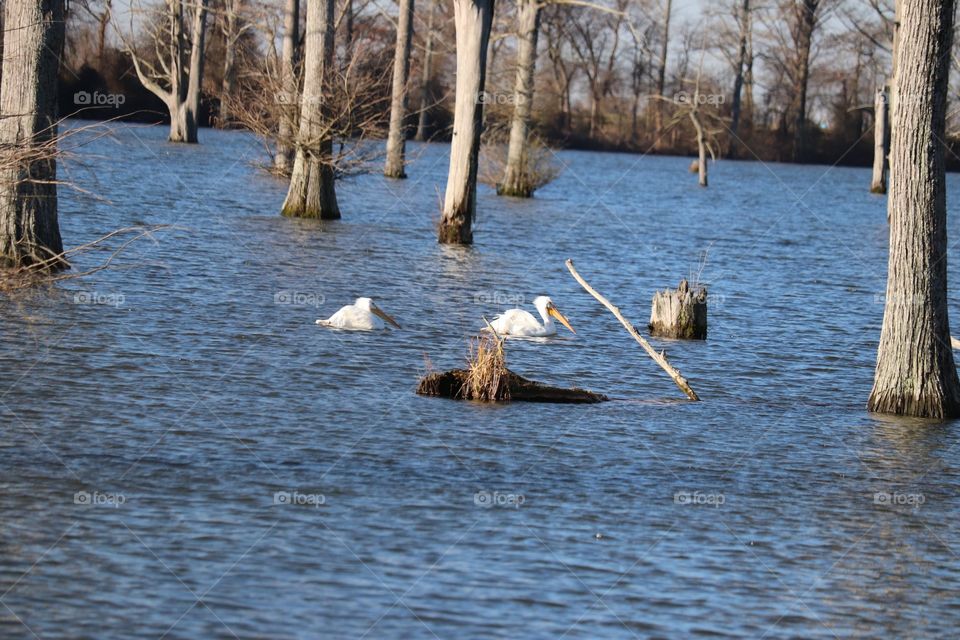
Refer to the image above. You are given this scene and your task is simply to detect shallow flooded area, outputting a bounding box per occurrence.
[1,122,958,638]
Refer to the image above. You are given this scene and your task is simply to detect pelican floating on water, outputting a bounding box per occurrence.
[486,296,575,337]
[316,297,401,331]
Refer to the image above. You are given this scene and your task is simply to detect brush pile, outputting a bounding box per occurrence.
[417,332,607,404]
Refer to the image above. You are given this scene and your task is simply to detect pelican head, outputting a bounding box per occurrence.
[533,295,575,334]
[356,297,402,329]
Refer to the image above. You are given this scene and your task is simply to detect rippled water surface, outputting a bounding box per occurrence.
[2,122,960,638]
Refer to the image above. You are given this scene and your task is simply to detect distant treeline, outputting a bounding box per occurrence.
[59,0,960,169]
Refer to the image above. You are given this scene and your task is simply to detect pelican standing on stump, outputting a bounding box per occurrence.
[486,296,575,337]
[316,297,402,331]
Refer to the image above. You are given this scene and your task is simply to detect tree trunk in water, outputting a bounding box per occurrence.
[653,0,671,151]
[384,0,415,178]
[438,0,494,244]
[167,0,207,143]
[870,84,889,194]
[791,0,816,163]
[0,0,66,269]
[275,0,299,173]
[498,0,540,198]
[868,0,960,419]
[414,0,436,141]
[727,0,749,159]
[220,0,238,126]
[690,111,707,187]
[649,279,707,340]
[281,0,340,219]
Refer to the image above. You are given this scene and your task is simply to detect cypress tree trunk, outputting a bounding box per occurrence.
[727,0,749,159]
[690,111,707,187]
[790,0,816,163]
[219,0,239,126]
[868,0,960,419]
[653,0,671,151]
[414,0,436,142]
[281,0,340,219]
[870,84,889,194]
[275,0,299,173]
[0,0,66,269]
[498,0,541,198]
[384,0,415,178]
[438,0,494,244]
[178,0,207,143]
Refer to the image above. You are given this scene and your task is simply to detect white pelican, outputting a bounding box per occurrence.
[316,297,401,331]
[486,296,575,337]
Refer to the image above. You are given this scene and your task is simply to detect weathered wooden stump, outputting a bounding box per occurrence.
[648,279,707,340]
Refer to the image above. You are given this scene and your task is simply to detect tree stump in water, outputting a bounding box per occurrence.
[417,369,607,403]
[648,279,707,340]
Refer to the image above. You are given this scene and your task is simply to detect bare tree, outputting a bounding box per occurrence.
[123,0,210,143]
[414,0,437,141]
[653,0,671,149]
[219,0,253,125]
[787,0,824,162]
[869,0,960,419]
[385,0,415,178]
[543,4,577,135]
[275,0,299,172]
[438,0,495,244]
[76,0,114,65]
[281,0,340,218]
[726,0,752,157]
[569,1,624,139]
[0,0,67,269]
[497,0,541,197]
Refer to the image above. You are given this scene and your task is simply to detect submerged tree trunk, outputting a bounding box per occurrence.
[414,0,436,141]
[384,0,415,178]
[281,0,340,219]
[275,0,299,173]
[178,0,207,143]
[690,111,707,187]
[727,0,750,158]
[128,0,208,143]
[870,84,889,194]
[0,0,66,269]
[653,0,672,151]
[649,279,707,339]
[498,0,541,198]
[790,0,817,163]
[219,0,239,126]
[868,0,960,419]
[438,0,495,244]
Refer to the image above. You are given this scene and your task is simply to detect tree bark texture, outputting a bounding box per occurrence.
[498,0,541,198]
[0,0,66,268]
[414,0,436,141]
[870,84,889,194]
[438,0,494,244]
[275,0,300,172]
[384,0,415,178]
[868,0,960,419]
[281,0,340,219]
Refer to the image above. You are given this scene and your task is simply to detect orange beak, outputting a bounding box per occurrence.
[547,303,575,334]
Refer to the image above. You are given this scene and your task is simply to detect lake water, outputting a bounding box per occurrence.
[1,122,959,638]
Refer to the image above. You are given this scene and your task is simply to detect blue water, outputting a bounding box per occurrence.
[1,122,958,638]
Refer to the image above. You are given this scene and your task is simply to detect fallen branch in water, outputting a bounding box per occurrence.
[565,258,700,401]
